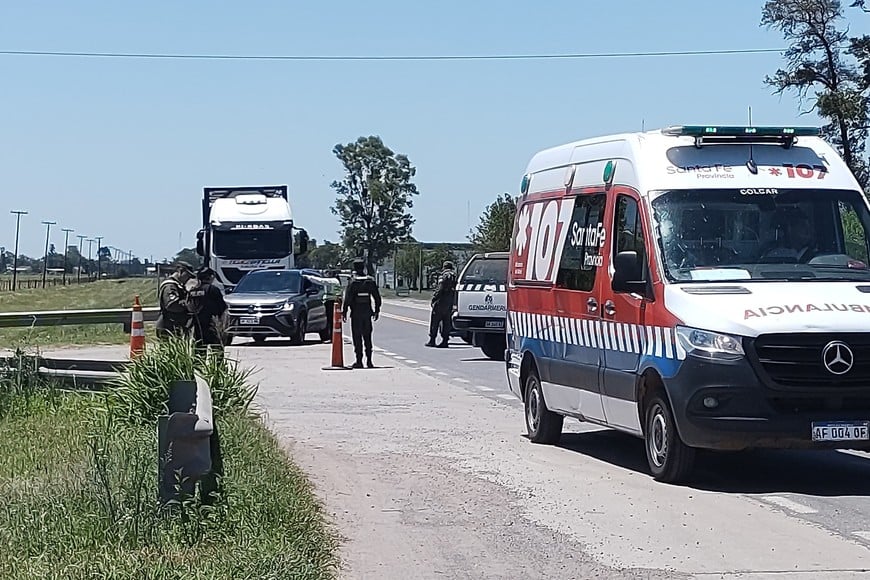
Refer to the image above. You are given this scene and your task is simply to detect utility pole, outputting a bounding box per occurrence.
[41,220,56,289]
[61,228,74,285]
[86,238,95,280]
[76,235,86,282]
[95,236,103,279]
[10,210,27,292]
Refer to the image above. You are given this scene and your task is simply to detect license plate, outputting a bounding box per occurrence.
[485,320,504,329]
[240,317,258,325]
[811,421,870,442]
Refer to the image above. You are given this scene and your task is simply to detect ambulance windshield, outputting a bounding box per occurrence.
[650,188,870,283]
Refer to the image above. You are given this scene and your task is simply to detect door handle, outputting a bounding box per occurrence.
[603,300,616,317]
[586,297,598,314]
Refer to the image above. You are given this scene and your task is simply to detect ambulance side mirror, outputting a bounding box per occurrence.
[612,251,647,295]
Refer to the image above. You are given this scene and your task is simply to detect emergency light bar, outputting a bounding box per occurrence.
[662,126,821,138]
[661,125,821,149]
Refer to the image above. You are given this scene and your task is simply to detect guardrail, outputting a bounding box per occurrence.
[0,307,159,331]
[0,356,128,387]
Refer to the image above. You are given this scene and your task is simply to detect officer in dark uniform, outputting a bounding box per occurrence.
[157,261,195,338]
[188,267,228,351]
[342,258,382,368]
[426,260,457,348]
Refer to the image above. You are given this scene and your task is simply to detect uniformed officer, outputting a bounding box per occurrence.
[426,260,457,348]
[188,267,228,350]
[156,261,195,339]
[342,258,382,368]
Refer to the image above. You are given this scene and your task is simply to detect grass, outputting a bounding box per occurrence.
[0,277,158,349]
[0,344,338,579]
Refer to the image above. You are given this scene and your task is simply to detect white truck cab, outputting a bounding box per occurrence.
[453,251,509,359]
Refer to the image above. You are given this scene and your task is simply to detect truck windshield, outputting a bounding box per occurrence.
[461,256,508,284]
[234,270,301,294]
[650,188,870,283]
[213,229,290,259]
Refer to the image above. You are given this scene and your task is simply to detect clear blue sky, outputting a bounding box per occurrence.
[0,1,862,261]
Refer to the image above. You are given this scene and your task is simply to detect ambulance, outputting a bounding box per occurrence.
[505,125,870,483]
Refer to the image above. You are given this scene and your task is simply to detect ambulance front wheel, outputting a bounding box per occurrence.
[524,369,563,445]
[643,393,696,484]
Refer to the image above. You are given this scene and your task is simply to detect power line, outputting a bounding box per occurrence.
[0,47,786,62]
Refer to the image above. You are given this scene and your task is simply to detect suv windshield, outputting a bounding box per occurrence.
[650,188,870,283]
[461,256,508,285]
[213,229,290,259]
[234,270,302,294]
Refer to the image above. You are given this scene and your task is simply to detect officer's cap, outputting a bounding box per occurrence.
[174,260,195,274]
[443,260,454,270]
[197,267,216,281]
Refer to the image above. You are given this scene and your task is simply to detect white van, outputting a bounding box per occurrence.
[506,125,870,483]
[453,252,509,359]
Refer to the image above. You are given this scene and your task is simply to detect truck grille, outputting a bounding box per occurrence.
[752,333,870,388]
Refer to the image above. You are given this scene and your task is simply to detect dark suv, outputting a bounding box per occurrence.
[224,269,333,345]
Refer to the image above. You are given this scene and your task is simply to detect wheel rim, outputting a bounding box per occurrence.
[648,404,668,468]
[526,379,541,433]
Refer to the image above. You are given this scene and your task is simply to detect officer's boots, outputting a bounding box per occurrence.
[366,354,374,369]
[352,357,364,369]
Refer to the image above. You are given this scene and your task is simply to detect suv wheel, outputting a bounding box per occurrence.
[480,334,506,360]
[291,313,307,346]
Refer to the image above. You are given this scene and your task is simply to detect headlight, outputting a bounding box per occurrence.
[283,302,296,312]
[676,326,744,360]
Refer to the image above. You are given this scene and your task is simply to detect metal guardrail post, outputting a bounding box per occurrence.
[157,373,223,506]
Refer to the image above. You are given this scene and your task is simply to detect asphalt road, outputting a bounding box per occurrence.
[374,297,870,564]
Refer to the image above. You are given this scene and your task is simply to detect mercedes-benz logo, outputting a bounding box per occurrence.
[822,341,854,375]
[248,305,256,313]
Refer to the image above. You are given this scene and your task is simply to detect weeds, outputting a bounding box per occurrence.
[107,335,258,425]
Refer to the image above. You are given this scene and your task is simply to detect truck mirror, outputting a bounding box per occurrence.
[612,251,648,295]
[294,229,309,255]
[195,231,205,257]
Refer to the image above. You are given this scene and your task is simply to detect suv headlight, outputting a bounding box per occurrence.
[676,326,744,360]
[283,301,296,312]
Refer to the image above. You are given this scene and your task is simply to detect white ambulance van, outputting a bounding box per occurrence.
[452,251,509,359]
[505,125,870,483]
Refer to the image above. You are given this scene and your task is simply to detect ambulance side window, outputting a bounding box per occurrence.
[556,194,606,292]
[613,195,647,268]
[839,201,870,263]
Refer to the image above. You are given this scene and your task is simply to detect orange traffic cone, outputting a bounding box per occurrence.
[129,295,146,359]
[322,298,350,371]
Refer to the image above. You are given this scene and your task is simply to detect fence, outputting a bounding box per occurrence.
[0,276,97,292]
[0,306,160,332]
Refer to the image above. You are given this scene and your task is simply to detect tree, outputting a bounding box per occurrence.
[762,0,870,189]
[469,193,517,253]
[174,247,203,268]
[307,241,348,271]
[330,136,419,275]
[395,244,422,289]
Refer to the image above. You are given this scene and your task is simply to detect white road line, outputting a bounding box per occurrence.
[382,351,396,356]
[405,359,419,364]
[373,346,384,352]
[435,371,448,376]
[454,378,470,384]
[475,385,494,392]
[496,394,515,401]
[853,531,870,542]
[393,356,408,360]
[759,495,818,514]
[420,365,436,371]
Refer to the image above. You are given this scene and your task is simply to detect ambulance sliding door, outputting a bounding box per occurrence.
[550,192,607,422]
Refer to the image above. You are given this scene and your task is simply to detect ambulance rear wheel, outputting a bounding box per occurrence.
[524,369,563,444]
[644,393,695,483]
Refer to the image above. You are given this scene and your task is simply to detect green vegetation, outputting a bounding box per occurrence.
[0,340,338,579]
[0,277,158,349]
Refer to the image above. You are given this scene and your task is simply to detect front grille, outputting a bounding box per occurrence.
[752,333,870,388]
[227,303,283,316]
[220,268,248,284]
[769,396,870,413]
